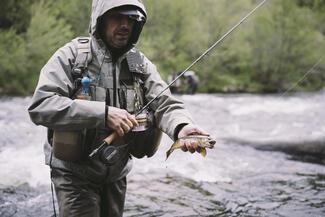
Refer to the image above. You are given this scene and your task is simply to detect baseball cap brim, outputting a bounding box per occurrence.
[116,8,146,22]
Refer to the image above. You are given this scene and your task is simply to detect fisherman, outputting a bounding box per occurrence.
[28,0,209,216]
[184,71,199,94]
[167,71,181,94]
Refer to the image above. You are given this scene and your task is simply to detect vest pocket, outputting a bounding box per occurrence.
[125,88,136,113]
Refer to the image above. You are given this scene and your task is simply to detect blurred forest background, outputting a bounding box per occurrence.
[0,0,324,95]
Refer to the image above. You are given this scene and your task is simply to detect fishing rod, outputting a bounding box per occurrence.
[89,0,268,158]
[281,56,324,96]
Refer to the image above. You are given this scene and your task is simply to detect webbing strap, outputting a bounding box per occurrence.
[70,37,92,97]
[71,37,92,74]
[126,48,150,82]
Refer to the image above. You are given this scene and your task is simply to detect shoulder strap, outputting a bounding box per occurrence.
[126,48,149,81]
[126,49,143,72]
[71,37,92,78]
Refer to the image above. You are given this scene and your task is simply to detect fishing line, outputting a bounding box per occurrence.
[136,0,268,115]
[281,56,324,96]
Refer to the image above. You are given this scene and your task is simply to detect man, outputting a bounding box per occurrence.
[185,71,199,94]
[28,0,208,216]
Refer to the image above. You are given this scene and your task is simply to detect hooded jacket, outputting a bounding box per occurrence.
[28,0,194,182]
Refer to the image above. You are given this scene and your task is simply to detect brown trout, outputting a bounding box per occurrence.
[166,135,216,160]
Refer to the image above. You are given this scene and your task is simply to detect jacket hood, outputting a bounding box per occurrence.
[91,0,147,49]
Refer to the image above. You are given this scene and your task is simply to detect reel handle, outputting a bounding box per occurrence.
[104,132,118,144]
[89,132,118,158]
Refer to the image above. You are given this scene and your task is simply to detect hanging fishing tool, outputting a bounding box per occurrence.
[89,0,268,159]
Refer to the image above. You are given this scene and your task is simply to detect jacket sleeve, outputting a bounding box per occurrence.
[28,42,106,130]
[142,56,194,140]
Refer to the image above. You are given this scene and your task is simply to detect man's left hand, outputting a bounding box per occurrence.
[177,124,209,153]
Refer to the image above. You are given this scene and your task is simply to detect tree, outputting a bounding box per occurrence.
[249,0,324,92]
[24,1,73,94]
[0,0,38,33]
[0,0,324,95]
[0,30,27,94]
[0,1,73,95]
[51,0,91,36]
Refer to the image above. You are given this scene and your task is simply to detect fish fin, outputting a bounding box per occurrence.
[200,148,207,157]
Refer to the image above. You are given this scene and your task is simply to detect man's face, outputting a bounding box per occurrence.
[102,11,135,49]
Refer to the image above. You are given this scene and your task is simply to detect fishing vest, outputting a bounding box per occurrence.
[52,37,162,162]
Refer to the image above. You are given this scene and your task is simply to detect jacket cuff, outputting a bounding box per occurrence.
[173,123,189,140]
[105,105,108,127]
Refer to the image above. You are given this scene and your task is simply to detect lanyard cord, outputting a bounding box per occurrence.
[136,0,268,116]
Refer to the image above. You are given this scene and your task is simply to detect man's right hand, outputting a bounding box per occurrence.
[106,107,138,137]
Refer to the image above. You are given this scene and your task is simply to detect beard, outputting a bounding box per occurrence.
[106,26,132,49]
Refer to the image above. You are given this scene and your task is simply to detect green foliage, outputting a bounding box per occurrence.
[0,1,73,95]
[249,0,324,92]
[50,0,91,36]
[0,0,324,95]
[25,1,73,80]
[0,29,27,94]
[140,0,256,92]
[140,0,324,93]
[140,0,200,76]
[0,0,38,32]
[296,0,325,34]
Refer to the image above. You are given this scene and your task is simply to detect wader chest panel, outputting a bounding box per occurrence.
[53,37,162,161]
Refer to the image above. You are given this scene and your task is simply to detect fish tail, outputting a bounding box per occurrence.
[200,148,207,157]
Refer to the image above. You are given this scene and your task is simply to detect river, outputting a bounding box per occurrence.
[0,92,324,217]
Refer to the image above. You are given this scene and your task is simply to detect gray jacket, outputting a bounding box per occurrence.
[28,0,194,183]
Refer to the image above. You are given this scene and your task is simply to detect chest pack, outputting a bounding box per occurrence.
[52,37,162,162]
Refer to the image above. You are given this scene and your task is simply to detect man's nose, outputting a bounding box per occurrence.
[120,17,132,27]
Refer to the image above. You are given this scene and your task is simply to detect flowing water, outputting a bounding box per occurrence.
[0,92,324,217]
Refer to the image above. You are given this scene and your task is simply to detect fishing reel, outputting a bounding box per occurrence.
[132,109,153,132]
[99,145,120,166]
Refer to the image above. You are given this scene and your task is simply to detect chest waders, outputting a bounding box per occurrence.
[52,37,162,162]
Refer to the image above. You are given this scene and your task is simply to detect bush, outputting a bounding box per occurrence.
[0,29,27,95]
[0,1,73,95]
[25,1,73,94]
